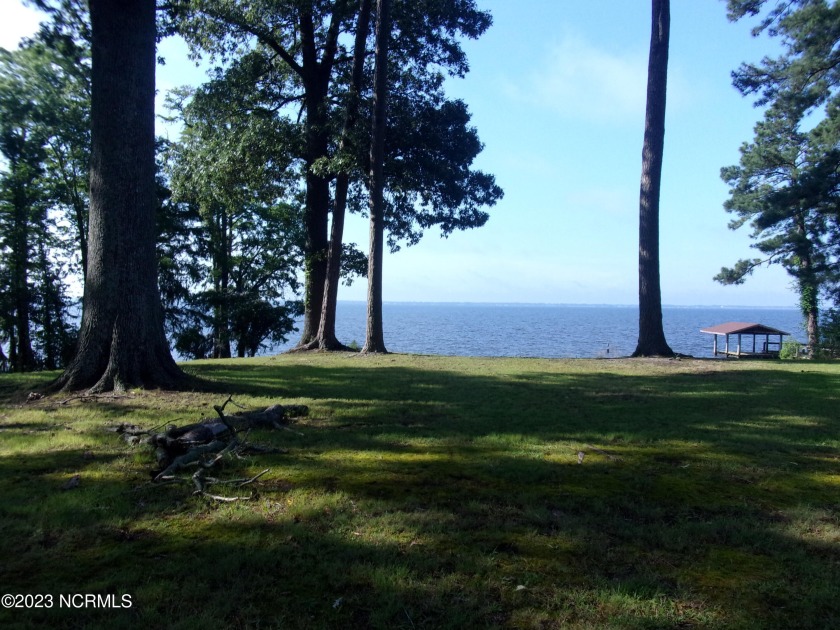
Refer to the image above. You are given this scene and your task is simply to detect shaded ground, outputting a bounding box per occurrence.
[1,354,838,628]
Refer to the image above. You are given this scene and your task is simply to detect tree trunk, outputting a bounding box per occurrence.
[212,207,232,359]
[296,162,330,346]
[52,0,185,393]
[315,0,372,351]
[796,223,820,357]
[633,0,674,358]
[803,289,819,357]
[294,10,336,348]
[11,202,36,371]
[6,151,38,372]
[362,0,390,354]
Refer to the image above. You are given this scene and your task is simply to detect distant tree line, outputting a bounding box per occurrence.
[718,0,840,356]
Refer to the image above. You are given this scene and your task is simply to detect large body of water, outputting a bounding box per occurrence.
[272,302,804,359]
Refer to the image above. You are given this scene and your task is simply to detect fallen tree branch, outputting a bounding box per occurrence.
[214,394,247,418]
[154,439,230,481]
[576,445,623,464]
[118,399,303,493]
[198,492,251,502]
[229,469,270,486]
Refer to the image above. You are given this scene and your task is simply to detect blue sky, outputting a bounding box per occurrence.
[3,1,797,307]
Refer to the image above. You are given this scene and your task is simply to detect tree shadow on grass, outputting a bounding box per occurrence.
[187,359,840,461]
[3,358,839,628]
[4,457,838,629]
[170,358,840,626]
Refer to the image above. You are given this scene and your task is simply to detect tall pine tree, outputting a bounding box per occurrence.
[633,0,674,357]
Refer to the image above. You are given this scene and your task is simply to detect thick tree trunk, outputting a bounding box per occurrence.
[796,233,820,357]
[315,0,372,351]
[633,0,674,358]
[296,165,330,346]
[362,0,390,354]
[294,10,336,348]
[52,0,185,392]
[294,73,331,346]
[804,296,819,357]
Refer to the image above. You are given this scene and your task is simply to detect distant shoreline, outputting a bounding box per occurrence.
[336,300,799,310]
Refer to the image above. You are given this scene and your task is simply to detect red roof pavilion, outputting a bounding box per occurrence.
[700,322,790,358]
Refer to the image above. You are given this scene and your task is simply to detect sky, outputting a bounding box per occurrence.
[2,0,799,307]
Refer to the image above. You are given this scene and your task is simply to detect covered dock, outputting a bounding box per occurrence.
[700,322,790,358]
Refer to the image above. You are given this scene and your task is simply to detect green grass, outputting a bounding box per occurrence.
[1,353,839,628]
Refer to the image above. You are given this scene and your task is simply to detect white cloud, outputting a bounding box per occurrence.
[499,33,647,124]
[504,32,693,125]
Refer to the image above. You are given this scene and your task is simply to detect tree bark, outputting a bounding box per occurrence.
[633,0,674,358]
[52,0,185,392]
[211,206,232,358]
[362,0,390,354]
[293,7,342,348]
[297,160,330,346]
[795,216,820,357]
[11,183,36,371]
[314,0,372,351]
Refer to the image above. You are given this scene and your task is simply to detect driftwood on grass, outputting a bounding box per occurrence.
[112,397,308,498]
[576,444,623,464]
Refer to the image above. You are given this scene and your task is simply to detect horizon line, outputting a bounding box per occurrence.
[335,300,799,309]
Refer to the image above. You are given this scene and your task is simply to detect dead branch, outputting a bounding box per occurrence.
[200,435,242,470]
[190,467,260,502]
[228,469,270,486]
[154,439,230,481]
[582,444,623,462]
[199,492,251,502]
[119,400,302,494]
[214,395,247,418]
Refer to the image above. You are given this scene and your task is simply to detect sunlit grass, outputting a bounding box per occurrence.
[1,354,839,628]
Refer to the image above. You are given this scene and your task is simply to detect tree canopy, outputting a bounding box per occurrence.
[719,0,840,353]
[0,0,501,378]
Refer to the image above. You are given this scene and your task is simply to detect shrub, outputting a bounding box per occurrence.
[779,339,803,360]
[819,309,840,358]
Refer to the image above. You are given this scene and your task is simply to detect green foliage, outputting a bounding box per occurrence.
[0,38,85,371]
[727,0,840,110]
[2,355,840,628]
[819,307,840,356]
[164,91,304,358]
[380,90,503,251]
[339,243,368,286]
[714,257,764,285]
[721,1,840,347]
[779,338,803,359]
[165,0,502,252]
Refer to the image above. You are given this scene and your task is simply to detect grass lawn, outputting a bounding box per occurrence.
[1,353,839,629]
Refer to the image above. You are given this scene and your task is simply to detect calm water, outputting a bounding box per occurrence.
[272,302,805,359]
